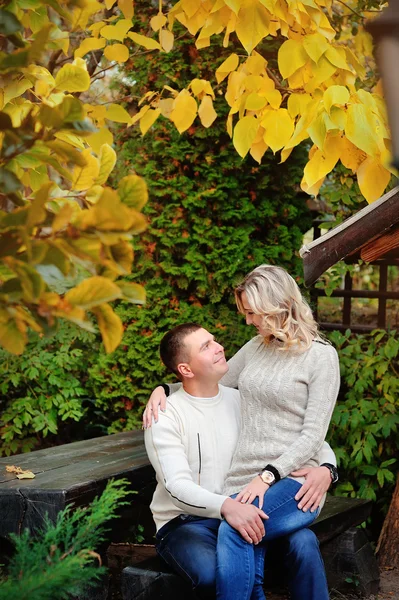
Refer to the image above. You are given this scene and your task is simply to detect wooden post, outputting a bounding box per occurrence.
[376,472,399,568]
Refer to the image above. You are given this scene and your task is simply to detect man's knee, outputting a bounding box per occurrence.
[194,572,216,599]
[286,528,319,561]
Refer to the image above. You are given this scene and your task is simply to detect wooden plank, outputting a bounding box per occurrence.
[361,224,399,262]
[300,186,399,285]
[0,431,144,483]
[311,496,372,544]
[378,264,388,328]
[0,447,149,490]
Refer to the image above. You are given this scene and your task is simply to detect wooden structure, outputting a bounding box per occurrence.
[0,432,379,598]
[300,186,399,332]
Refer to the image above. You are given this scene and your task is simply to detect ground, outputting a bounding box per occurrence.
[266,567,399,599]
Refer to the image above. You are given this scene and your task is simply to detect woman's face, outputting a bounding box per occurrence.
[241,291,268,337]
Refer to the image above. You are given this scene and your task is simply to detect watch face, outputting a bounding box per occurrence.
[261,470,275,485]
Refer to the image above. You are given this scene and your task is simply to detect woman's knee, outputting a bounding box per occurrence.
[286,528,319,560]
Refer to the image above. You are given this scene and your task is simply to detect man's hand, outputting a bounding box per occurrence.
[221,498,269,544]
[291,466,332,513]
[142,386,167,429]
[235,476,269,509]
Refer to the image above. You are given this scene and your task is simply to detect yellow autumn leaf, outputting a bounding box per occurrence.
[287,93,312,119]
[160,29,174,52]
[198,96,217,128]
[74,37,106,58]
[92,303,124,353]
[323,85,350,115]
[66,277,122,309]
[278,39,308,80]
[105,0,117,8]
[300,175,325,196]
[325,46,349,71]
[94,144,116,185]
[303,136,341,188]
[233,115,259,158]
[140,108,161,135]
[151,13,168,31]
[158,98,174,118]
[86,127,114,154]
[104,43,129,62]
[100,19,132,41]
[215,53,239,84]
[303,33,329,63]
[264,88,282,110]
[131,105,150,126]
[236,0,270,55]
[246,93,267,111]
[118,175,148,210]
[54,64,90,92]
[52,203,74,233]
[262,108,294,153]
[345,104,380,158]
[3,79,33,106]
[71,149,100,191]
[118,0,134,19]
[127,31,161,50]
[356,157,392,203]
[250,138,268,163]
[118,281,146,304]
[307,112,327,150]
[170,90,198,133]
[105,104,132,124]
[339,137,367,171]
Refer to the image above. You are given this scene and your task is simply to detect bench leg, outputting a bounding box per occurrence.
[321,527,380,597]
[121,565,195,600]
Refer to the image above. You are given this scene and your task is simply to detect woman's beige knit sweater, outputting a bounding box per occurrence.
[220,335,340,497]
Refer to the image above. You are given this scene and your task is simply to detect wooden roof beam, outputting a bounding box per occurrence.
[300,186,399,286]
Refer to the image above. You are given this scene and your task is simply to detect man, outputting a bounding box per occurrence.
[144,323,337,599]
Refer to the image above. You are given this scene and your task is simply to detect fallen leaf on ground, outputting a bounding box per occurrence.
[6,465,35,479]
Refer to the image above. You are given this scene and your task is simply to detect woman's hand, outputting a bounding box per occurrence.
[142,386,167,429]
[236,476,269,509]
[291,466,332,512]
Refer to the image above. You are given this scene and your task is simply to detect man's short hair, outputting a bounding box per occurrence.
[160,323,202,377]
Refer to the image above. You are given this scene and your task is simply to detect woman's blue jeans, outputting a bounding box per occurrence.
[216,478,323,600]
[155,492,329,600]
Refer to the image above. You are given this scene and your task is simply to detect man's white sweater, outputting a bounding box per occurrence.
[144,382,336,532]
[145,385,241,531]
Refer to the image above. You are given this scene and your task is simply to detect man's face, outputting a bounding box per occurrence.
[178,328,228,382]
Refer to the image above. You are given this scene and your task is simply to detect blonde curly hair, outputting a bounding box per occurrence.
[235,264,319,351]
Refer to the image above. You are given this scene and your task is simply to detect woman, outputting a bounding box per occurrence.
[144,264,340,600]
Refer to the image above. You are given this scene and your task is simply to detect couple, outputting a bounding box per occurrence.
[143,264,340,600]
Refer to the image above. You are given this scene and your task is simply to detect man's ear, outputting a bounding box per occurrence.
[177,363,194,379]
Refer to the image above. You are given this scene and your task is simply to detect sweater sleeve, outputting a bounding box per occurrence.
[271,345,340,478]
[220,336,262,388]
[319,441,337,467]
[144,408,228,518]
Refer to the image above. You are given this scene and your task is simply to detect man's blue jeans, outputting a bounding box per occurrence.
[216,478,325,600]
[156,504,329,599]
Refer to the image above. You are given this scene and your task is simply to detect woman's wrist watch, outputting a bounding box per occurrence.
[321,462,339,484]
[259,465,281,486]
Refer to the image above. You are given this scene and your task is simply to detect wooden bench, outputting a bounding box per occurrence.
[0,432,380,598]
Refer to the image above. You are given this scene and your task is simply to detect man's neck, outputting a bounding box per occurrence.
[182,379,220,398]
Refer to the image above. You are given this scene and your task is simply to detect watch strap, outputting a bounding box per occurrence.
[262,464,281,483]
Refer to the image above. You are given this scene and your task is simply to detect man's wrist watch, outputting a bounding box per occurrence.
[321,462,339,484]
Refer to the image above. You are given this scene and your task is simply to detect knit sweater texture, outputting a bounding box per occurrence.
[221,335,340,496]
[144,385,241,531]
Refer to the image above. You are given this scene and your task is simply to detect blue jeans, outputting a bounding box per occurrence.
[216,478,322,600]
[156,508,328,599]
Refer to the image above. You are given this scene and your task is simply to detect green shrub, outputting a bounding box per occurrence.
[0,479,131,600]
[328,329,399,513]
[0,323,98,456]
